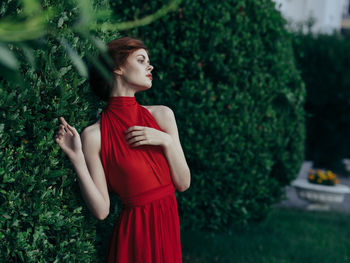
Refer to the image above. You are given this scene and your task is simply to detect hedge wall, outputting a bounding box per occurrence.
[0,0,306,262]
[110,0,306,231]
[0,0,119,261]
[292,33,350,170]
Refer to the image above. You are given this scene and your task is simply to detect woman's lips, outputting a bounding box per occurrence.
[147,75,152,80]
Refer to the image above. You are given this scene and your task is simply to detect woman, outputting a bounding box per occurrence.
[54,37,191,262]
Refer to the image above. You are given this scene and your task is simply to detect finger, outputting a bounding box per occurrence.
[55,136,62,144]
[124,126,145,134]
[127,135,145,143]
[128,136,146,145]
[59,125,67,133]
[129,140,147,147]
[58,131,65,137]
[60,117,68,126]
[59,116,73,133]
[125,131,143,140]
[66,124,76,136]
[60,117,72,133]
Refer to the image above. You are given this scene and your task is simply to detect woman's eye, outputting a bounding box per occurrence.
[138,60,144,63]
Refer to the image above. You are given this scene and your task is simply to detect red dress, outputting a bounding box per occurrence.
[100,96,182,263]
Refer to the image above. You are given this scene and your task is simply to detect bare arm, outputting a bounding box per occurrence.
[157,107,191,192]
[55,117,110,220]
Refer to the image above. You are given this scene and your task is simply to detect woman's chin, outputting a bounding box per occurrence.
[145,83,152,90]
[137,84,151,92]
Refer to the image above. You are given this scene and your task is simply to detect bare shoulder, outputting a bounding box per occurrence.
[141,105,174,120]
[81,119,101,153]
[141,105,176,133]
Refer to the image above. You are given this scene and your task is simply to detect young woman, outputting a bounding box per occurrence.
[54,37,191,262]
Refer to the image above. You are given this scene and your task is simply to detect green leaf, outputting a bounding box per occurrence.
[60,38,88,78]
[0,43,18,70]
[19,43,36,68]
[22,0,42,16]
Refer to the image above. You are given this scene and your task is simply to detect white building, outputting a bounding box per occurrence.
[342,0,350,30]
[273,0,346,34]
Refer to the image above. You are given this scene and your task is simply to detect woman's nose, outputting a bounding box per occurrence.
[148,65,154,72]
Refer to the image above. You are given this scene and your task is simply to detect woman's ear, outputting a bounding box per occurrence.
[113,68,123,75]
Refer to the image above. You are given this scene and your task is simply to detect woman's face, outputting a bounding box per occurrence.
[115,48,154,91]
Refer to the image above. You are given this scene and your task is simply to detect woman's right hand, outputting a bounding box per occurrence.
[54,117,83,161]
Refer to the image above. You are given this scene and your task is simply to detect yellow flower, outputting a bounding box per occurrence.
[309,169,339,185]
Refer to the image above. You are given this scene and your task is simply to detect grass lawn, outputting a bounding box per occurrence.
[181,207,350,263]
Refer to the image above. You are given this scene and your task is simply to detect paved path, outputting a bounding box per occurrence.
[274,161,350,214]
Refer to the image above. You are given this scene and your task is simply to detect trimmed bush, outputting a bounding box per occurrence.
[0,0,121,261]
[292,33,350,170]
[111,0,306,230]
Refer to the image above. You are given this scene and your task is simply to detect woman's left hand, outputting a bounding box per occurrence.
[124,126,173,148]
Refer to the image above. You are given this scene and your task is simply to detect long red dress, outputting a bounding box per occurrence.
[100,96,182,263]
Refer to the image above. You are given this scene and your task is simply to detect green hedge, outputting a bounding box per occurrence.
[0,0,306,261]
[0,0,119,261]
[111,0,306,230]
[292,33,350,170]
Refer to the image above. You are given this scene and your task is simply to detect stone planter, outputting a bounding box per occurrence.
[291,179,350,210]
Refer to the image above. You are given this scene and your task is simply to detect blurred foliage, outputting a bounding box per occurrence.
[293,33,350,171]
[0,0,180,79]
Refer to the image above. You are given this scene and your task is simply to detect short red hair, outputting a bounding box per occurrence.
[89,37,149,102]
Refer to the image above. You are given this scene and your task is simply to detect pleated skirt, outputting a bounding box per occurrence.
[105,184,182,263]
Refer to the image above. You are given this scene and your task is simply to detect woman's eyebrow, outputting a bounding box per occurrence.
[136,54,150,63]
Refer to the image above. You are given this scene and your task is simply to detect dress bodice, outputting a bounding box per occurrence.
[100,96,173,198]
